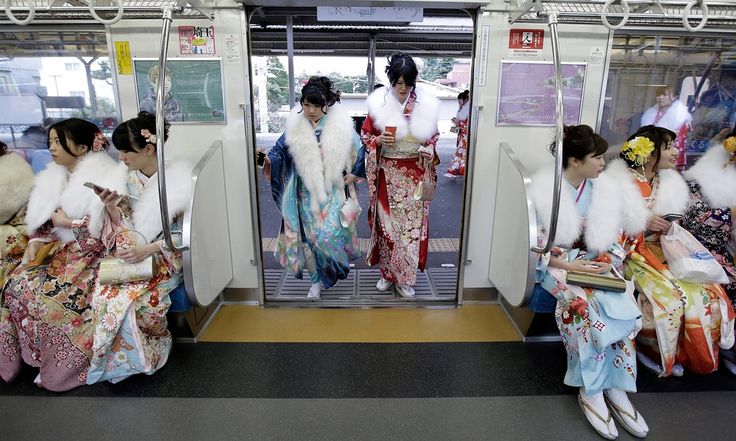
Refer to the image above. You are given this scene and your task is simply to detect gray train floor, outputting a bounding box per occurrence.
[2,392,733,440]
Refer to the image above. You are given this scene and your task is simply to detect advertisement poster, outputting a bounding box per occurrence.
[178,25,216,55]
[134,59,226,124]
[497,61,586,126]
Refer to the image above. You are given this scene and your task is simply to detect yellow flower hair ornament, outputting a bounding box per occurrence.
[621,136,655,167]
[723,136,736,167]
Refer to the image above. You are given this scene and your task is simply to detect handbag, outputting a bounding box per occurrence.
[26,241,59,267]
[566,271,627,292]
[98,230,154,285]
[339,183,362,228]
[660,223,729,284]
[413,157,436,202]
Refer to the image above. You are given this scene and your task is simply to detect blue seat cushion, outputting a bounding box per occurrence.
[31,149,52,174]
[529,283,557,314]
[169,284,192,313]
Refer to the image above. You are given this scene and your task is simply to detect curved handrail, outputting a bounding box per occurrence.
[531,12,564,255]
[155,6,188,253]
[601,0,630,31]
[89,0,124,25]
[4,0,35,25]
[683,0,709,32]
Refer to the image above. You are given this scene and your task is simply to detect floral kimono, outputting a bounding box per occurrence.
[446,102,470,177]
[269,103,365,288]
[361,87,440,286]
[0,152,34,284]
[529,163,645,394]
[87,162,192,384]
[0,152,127,391]
[612,159,735,376]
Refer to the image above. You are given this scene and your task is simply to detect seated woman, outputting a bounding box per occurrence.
[607,125,735,377]
[86,111,192,385]
[0,141,34,281]
[263,76,365,299]
[0,119,128,391]
[530,125,648,440]
[681,127,736,374]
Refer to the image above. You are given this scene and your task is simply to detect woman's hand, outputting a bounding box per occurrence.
[418,145,434,160]
[22,240,45,266]
[647,216,671,234]
[567,260,611,274]
[375,130,395,147]
[51,208,73,229]
[344,173,359,186]
[260,149,272,182]
[117,243,159,264]
[96,188,123,222]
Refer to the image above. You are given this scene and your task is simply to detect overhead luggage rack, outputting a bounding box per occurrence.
[496,0,736,30]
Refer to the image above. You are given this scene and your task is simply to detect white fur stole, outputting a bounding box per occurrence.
[684,144,736,209]
[365,86,440,142]
[0,152,34,224]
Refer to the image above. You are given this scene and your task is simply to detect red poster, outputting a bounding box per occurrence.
[509,29,544,50]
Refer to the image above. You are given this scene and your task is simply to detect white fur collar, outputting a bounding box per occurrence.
[529,162,644,254]
[604,160,652,232]
[25,152,128,242]
[132,161,193,243]
[652,169,690,216]
[285,102,354,214]
[684,144,736,208]
[640,100,691,133]
[0,152,34,224]
[366,86,440,142]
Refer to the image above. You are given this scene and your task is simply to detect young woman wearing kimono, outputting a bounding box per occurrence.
[0,119,127,391]
[0,141,34,284]
[529,125,648,440]
[86,112,192,384]
[263,77,365,299]
[608,125,735,378]
[445,89,470,178]
[361,52,440,298]
[681,127,736,375]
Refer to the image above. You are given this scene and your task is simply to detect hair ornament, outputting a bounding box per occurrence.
[92,132,108,152]
[621,136,655,166]
[723,136,736,167]
[141,129,157,145]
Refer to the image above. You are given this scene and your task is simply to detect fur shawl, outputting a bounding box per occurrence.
[132,161,193,243]
[365,86,440,142]
[284,102,355,213]
[684,143,736,209]
[640,100,691,133]
[25,152,128,242]
[0,152,34,224]
[530,162,647,254]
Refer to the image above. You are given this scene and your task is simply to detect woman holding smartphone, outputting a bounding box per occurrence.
[609,125,735,378]
[0,118,127,391]
[360,52,440,298]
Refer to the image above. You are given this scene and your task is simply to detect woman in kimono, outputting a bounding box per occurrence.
[681,127,736,375]
[0,141,34,283]
[445,89,470,178]
[0,118,128,391]
[530,125,648,440]
[609,125,735,377]
[361,52,440,298]
[86,112,192,384]
[263,76,365,299]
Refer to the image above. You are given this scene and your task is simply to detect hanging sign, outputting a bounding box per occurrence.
[509,29,544,50]
[114,41,132,75]
[178,25,216,55]
[317,7,423,22]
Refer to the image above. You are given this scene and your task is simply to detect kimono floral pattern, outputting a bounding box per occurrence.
[446,119,468,177]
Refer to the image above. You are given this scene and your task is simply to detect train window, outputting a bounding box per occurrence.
[600,33,736,166]
[0,30,119,150]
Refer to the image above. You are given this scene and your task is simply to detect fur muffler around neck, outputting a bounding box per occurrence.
[529,162,647,254]
[684,144,736,209]
[365,86,440,142]
[285,102,355,214]
[132,161,193,243]
[606,159,690,218]
[0,152,34,224]
[25,152,128,242]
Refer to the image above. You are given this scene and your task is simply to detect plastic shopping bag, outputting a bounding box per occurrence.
[660,223,729,284]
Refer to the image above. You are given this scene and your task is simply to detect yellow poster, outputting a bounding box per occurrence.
[115,41,132,75]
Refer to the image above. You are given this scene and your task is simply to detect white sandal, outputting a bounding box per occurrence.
[604,392,648,438]
[578,392,617,440]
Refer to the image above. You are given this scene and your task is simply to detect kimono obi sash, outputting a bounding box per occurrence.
[382,135,422,159]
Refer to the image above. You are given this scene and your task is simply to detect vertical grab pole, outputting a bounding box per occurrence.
[156,6,188,252]
[531,12,564,254]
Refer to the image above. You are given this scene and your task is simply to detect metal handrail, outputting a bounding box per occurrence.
[155,6,187,253]
[531,12,564,254]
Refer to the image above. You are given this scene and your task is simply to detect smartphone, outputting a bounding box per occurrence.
[662,213,683,222]
[256,150,266,169]
[84,182,137,202]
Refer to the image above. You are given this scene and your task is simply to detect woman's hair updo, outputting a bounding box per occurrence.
[549,125,608,169]
[619,124,675,171]
[385,52,418,88]
[299,76,341,113]
[112,111,170,153]
[48,118,105,157]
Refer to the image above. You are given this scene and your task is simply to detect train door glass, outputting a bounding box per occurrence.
[599,33,736,167]
[247,7,474,304]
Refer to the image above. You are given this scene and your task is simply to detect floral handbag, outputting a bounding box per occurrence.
[98,230,154,285]
[413,157,436,202]
[339,183,362,228]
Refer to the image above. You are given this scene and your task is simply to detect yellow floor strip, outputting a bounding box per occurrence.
[199,305,520,343]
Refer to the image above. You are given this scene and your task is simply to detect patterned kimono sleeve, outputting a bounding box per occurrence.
[268,134,290,209]
[360,115,381,151]
[350,131,367,179]
[534,212,552,281]
[155,216,184,275]
[29,220,55,242]
[71,216,105,254]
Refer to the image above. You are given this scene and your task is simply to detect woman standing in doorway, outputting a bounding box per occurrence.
[445,89,470,178]
[361,52,440,298]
